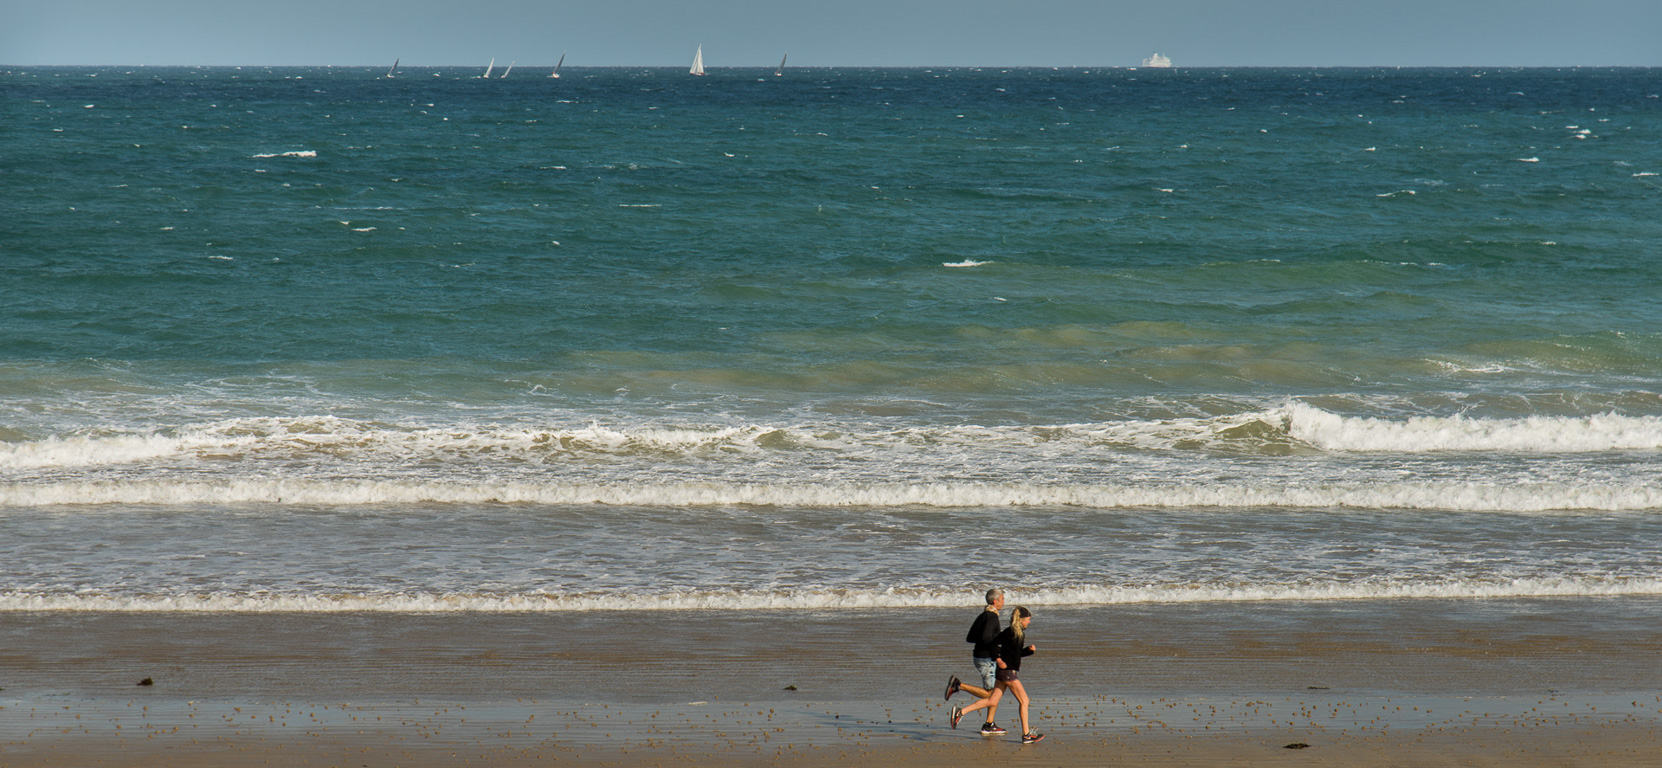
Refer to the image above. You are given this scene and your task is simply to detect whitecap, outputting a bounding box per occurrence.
[1282,402,1662,454]
[4,576,1659,613]
[942,260,988,268]
[3,476,1660,513]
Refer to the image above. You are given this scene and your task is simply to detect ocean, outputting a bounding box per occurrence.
[3,65,1660,616]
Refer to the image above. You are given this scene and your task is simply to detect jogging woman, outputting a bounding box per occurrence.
[994,606,1043,743]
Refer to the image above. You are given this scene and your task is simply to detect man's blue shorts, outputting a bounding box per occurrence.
[973,656,997,689]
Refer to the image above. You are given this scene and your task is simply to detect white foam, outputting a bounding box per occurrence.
[1431,360,1513,374]
[6,406,1659,477]
[0,432,255,470]
[4,576,1657,613]
[1283,403,1662,453]
[942,260,988,267]
[0,417,818,470]
[2,477,1659,512]
[250,150,317,158]
[1517,157,1540,163]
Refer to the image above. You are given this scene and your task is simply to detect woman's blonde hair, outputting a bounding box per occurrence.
[1009,605,1032,646]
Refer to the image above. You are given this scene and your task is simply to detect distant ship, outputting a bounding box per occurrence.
[690,46,706,76]
[1142,52,1173,68]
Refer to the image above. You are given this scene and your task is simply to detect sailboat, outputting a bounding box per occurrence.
[775,54,786,77]
[501,61,515,78]
[690,46,706,76]
[483,58,495,78]
[386,58,399,78]
[1141,52,1173,68]
[549,52,565,79]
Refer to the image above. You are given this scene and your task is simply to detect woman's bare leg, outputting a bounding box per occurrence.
[957,681,1003,718]
[1005,679,1031,736]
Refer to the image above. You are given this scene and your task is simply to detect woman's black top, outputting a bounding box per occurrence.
[992,626,1034,672]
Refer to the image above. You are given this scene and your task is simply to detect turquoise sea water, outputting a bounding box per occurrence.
[2,66,1660,611]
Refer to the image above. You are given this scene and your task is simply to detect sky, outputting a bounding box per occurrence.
[4,0,1659,68]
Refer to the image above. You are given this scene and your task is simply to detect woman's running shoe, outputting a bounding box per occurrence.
[979,722,1006,735]
[949,706,963,729]
[944,675,960,700]
[1021,732,1046,744]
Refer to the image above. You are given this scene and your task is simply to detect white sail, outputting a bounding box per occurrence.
[1141,52,1173,68]
[550,52,565,79]
[386,58,398,78]
[501,61,515,78]
[775,54,786,77]
[690,46,705,76]
[483,58,495,78]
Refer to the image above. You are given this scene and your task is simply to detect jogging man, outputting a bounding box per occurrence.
[945,587,1007,735]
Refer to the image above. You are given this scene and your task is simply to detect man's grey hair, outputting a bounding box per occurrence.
[985,587,1003,605]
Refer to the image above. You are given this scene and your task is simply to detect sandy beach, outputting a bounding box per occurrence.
[4,599,1659,766]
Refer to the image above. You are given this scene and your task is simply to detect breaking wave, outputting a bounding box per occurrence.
[5,576,1659,613]
[3,477,1659,512]
[1282,403,1662,452]
[4,405,1660,472]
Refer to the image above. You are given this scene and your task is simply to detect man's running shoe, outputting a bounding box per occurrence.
[980,722,1006,735]
[949,706,963,729]
[945,675,961,700]
[1021,731,1046,744]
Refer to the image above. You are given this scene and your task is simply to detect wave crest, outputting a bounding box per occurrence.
[7,406,1660,473]
[3,478,1659,512]
[1284,403,1662,452]
[5,577,1658,613]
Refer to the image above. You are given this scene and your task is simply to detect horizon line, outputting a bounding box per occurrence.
[6,63,1659,70]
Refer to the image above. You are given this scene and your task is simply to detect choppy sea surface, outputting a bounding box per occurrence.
[3,66,1660,613]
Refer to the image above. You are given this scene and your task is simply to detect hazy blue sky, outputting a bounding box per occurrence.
[5,0,1659,67]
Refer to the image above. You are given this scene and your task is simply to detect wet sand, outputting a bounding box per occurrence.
[3,599,1660,765]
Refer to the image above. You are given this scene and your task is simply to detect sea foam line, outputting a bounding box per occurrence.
[0,432,257,470]
[7,406,1662,471]
[4,577,1658,613]
[1283,403,1662,453]
[3,478,1660,512]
